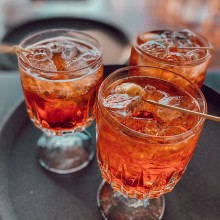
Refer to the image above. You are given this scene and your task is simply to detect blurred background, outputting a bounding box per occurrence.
[0,0,219,92]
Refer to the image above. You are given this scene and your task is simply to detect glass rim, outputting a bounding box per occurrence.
[98,65,207,142]
[134,29,212,67]
[18,28,103,76]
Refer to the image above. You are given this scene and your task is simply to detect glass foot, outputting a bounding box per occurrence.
[97,181,165,220]
[37,130,95,174]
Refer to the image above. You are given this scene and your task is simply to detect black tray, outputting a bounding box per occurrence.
[0,66,220,220]
[0,17,130,70]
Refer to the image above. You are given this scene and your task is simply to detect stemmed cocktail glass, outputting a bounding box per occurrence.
[18,29,103,174]
[96,66,207,219]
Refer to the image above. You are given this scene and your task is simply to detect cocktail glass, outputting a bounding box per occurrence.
[17,29,103,174]
[129,29,212,88]
[96,66,207,219]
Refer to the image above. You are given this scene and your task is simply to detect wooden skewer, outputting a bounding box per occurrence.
[151,39,213,51]
[145,99,220,123]
[0,44,32,54]
[169,46,213,51]
[0,44,17,54]
[0,44,33,66]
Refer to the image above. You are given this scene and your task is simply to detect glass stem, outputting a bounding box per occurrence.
[114,190,149,208]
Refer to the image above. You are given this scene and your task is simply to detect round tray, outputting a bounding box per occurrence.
[0,66,219,219]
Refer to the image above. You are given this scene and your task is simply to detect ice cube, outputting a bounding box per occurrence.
[170,30,197,48]
[27,46,57,71]
[171,31,190,47]
[123,117,161,135]
[154,96,197,125]
[43,60,57,72]
[62,43,77,61]
[161,96,197,110]
[62,43,98,71]
[48,40,66,53]
[159,125,188,136]
[76,43,88,54]
[66,59,81,69]
[185,49,206,61]
[103,94,143,117]
[185,30,203,48]
[161,30,173,39]
[81,52,99,65]
[29,58,57,72]
[141,40,166,58]
[144,119,161,135]
[66,59,86,73]
[144,85,167,101]
[164,52,187,61]
[139,32,161,44]
[154,96,184,124]
[30,46,52,61]
[172,31,188,41]
[155,107,182,124]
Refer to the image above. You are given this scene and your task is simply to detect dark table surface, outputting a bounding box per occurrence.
[0,72,23,121]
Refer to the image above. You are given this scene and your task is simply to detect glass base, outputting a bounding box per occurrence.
[37,130,95,174]
[97,181,165,220]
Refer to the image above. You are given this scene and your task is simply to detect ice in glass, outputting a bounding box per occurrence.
[129,29,212,88]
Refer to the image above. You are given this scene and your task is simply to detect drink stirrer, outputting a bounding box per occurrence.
[145,99,220,122]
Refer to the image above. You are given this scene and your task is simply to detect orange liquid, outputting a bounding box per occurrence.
[19,38,103,135]
[129,30,211,88]
[97,76,203,199]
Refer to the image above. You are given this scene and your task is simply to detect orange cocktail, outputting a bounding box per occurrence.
[129,29,212,88]
[96,66,207,219]
[18,29,103,174]
[18,31,103,135]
